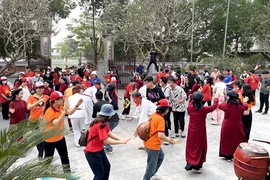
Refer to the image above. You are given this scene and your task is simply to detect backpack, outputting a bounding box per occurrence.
[78,129,97,146]
[136,119,157,141]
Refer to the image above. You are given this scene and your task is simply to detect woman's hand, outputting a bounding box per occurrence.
[243,96,249,103]
[76,98,83,107]
[215,92,221,98]
[118,97,122,100]
[9,108,15,113]
[121,138,131,144]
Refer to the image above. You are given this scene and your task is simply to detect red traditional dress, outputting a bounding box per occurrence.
[219,101,248,160]
[185,98,219,170]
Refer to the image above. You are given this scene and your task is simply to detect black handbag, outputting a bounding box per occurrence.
[79,129,97,147]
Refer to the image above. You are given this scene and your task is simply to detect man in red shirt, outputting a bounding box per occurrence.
[104,71,112,85]
[156,69,165,84]
[120,78,135,120]
[245,70,260,95]
[25,66,35,78]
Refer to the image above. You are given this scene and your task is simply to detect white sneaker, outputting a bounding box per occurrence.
[120,115,125,120]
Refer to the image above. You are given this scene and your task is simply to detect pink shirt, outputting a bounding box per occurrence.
[211,72,219,85]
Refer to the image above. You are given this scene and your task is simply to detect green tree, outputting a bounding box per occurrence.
[195,0,258,56]
[102,0,193,65]
[67,13,103,65]
[55,38,79,58]
[0,0,75,76]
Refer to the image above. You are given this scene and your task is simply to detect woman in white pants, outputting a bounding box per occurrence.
[68,86,86,147]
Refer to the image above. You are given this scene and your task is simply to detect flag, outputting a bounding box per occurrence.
[241,60,245,67]
[254,60,261,70]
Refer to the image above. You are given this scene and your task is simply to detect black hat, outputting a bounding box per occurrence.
[227,91,238,98]
[192,91,204,102]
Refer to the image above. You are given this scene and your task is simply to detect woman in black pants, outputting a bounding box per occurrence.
[241,84,256,141]
[43,91,83,179]
[85,104,130,180]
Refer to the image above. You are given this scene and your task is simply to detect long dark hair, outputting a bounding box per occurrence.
[90,115,110,129]
[227,91,242,107]
[156,106,168,114]
[242,83,255,104]
[205,76,214,95]
[44,98,53,114]
[11,89,23,101]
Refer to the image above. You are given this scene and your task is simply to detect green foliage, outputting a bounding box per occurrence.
[195,0,257,55]
[49,0,76,21]
[0,120,72,179]
[55,38,79,58]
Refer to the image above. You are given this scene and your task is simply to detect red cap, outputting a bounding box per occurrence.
[0,76,7,80]
[22,77,27,82]
[35,82,44,88]
[158,99,170,107]
[50,91,64,101]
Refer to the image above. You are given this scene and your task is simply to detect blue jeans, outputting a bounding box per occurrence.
[104,121,119,151]
[85,150,111,180]
[143,148,164,180]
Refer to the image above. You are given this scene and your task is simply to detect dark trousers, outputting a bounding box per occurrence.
[122,98,131,115]
[68,118,72,128]
[55,84,60,91]
[202,101,211,106]
[85,150,111,180]
[37,141,45,158]
[44,137,70,173]
[173,111,185,134]
[1,102,9,119]
[242,111,252,141]
[147,61,158,72]
[252,90,256,96]
[259,93,269,112]
[164,107,172,137]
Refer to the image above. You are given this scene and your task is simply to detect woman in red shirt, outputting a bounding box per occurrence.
[59,78,69,94]
[82,75,91,90]
[201,77,213,106]
[53,68,60,91]
[0,76,11,120]
[43,81,54,96]
[9,89,30,125]
[85,104,130,180]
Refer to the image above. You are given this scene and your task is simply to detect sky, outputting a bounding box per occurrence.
[51,6,82,48]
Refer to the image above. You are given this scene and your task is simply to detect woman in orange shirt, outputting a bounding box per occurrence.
[43,91,83,178]
[0,76,11,120]
[27,82,49,158]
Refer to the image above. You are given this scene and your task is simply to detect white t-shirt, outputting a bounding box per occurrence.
[214,82,226,94]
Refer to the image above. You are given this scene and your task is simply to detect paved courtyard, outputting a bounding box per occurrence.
[1,90,270,180]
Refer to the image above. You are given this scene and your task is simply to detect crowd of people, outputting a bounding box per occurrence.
[1,63,270,180]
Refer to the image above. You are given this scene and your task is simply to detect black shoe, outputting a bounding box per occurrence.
[255,110,262,113]
[3,118,9,120]
[262,112,268,115]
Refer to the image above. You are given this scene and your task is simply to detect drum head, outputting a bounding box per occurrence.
[239,143,269,156]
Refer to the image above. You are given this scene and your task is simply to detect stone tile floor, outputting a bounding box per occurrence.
[1,90,270,180]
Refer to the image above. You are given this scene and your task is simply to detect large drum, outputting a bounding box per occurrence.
[234,143,270,180]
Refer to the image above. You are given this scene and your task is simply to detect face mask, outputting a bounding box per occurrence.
[204,80,207,84]
[2,81,7,84]
[83,79,87,82]
[36,74,40,77]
